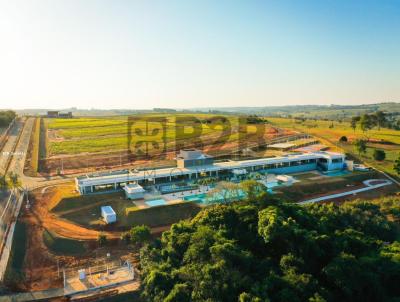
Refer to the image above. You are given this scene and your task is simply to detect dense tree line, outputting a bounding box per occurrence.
[350,111,400,132]
[139,191,400,302]
[0,110,16,128]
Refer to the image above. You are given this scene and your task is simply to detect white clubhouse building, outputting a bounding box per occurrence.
[75,150,345,195]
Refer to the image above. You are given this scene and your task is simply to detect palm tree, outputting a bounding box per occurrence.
[7,172,20,191]
[0,174,7,190]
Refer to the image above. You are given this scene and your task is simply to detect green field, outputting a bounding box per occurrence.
[4,221,27,286]
[43,229,87,256]
[268,117,400,177]
[53,192,201,229]
[45,114,241,156]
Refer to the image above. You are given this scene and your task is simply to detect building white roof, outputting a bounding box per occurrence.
[76,152,344,187]
[124,183,146,194]
[101,206,116,216]
[269,143,295,149]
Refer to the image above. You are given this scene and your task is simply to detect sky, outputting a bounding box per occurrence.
[0,0,399,109]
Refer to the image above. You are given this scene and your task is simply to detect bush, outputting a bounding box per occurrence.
[98,233,107,246]
[130,225,151,245]
[373,149,386,161]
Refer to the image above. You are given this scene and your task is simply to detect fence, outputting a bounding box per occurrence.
[0,189,23,282]
[63,259,135,295]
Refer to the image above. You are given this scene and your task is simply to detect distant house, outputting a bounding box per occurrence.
[59,112,73,118]
[47,111,59,118]
[101,206,116,224]
[46,111,73,118]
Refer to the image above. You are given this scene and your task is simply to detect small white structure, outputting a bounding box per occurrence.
[345,160,354,171]
[78,269,86,280]
[101,206,117,224]
[232,169,247,175]
[276,175,295,185]
[124,183,146,200]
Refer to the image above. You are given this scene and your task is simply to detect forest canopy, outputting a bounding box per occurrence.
[140,195,400,302]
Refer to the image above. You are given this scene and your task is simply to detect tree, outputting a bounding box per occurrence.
[373,149,386,161]
[394,155,400,175]
[120,231,131,244]
[140,193,400,302]
[97,233,107,246]
[354,139,367,156]
[7,172,20,190]
[0,174,7,190]
[350,116,360,132]
[375,111,387,130]
[360,114,373,134]
[240,180,266,202]
[339,136,348,143]
[207,181,241,204]
[130,225,151,246]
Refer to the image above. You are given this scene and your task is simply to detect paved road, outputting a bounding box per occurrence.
[7,118,34,188]
[0,120,23,175]
[300,179,393,204]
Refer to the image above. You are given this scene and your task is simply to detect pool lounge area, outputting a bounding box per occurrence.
[145,199,168,207]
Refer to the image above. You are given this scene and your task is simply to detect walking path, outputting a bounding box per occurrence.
[300,179,393,204]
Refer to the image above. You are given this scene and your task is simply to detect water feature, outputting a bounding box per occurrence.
[145,199,167,207]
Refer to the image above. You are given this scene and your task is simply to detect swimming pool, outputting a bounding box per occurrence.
[183,187,276,205]
[322,170,350,177]
[145,199,167,207]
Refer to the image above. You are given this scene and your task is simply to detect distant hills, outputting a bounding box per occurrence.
[10,102,400,120]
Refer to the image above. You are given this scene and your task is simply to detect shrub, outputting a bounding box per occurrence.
[130,225,151,245]
[97,233,107,246]
[373,149,386,161]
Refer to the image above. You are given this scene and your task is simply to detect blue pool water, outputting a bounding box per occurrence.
[145,199,167,207]
[322,170,350,177]
[183,187,275,205]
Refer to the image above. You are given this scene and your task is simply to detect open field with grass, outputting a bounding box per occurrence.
[42,229,87,256]
[52,190,201,230]
[268,117,400,177]
[36,114,297,175]
[45,114,289,155]
[4,221,27,287]
[276,170,393,202]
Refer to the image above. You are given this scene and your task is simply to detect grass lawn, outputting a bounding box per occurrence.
[61,201,201,229]
[53,191,201,229]
[277,171,382,202]
[45,114,240,156]
[4,221,27,285]
[124,202,201,228]
[52,191,129,213]
[42,229,88,256]
[292,172,319,180]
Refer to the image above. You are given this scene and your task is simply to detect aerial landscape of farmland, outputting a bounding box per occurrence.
[1,1,400,301]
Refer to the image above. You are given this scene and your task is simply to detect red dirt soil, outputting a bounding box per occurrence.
[18,185,169,291]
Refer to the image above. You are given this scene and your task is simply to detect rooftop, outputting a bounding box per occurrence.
[124,183,146,194]
[101,206,116,215]
[76,151,344,187]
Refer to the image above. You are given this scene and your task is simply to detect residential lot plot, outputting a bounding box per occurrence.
[268,117,400,177]
[36,114,297,175]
